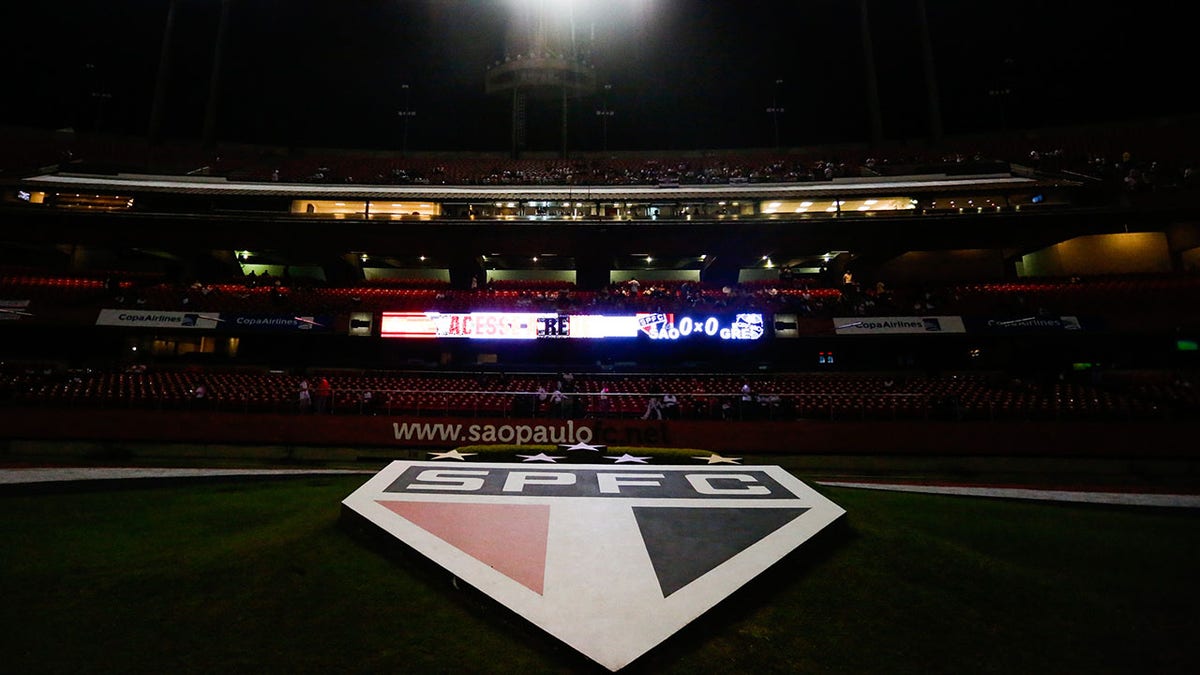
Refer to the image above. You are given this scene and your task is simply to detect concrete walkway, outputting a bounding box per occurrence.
[0,467,374,485]
[815,480,1200,508]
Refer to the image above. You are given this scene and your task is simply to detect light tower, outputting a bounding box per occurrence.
[397,84,417,156]
[595,83,614,152]
[766,78,785,149]
[486,0,597,158]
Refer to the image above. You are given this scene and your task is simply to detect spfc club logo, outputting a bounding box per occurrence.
[343,461,844,671]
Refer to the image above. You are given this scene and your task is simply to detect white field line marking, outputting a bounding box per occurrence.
[816,481,1200,508]
[0,468,374,485]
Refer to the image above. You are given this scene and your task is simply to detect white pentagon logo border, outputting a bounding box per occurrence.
[343,461,844,671]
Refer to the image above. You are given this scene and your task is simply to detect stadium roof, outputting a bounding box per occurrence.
[22,171,1044,201]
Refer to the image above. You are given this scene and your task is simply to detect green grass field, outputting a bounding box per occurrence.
[2,473,1198,674]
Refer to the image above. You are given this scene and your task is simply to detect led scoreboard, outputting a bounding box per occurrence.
[635,312,764,340]
[537,315,571,337]
[380,311,765,341]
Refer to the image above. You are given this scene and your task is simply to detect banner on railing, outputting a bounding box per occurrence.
[96,309,221,329]
[349,312,374,337]
[832,316,966,335]
[225,314,334,332]
[1,299,31,321]
[772,313,837,338]
[388,417,673,448]
[963,316,1101,333]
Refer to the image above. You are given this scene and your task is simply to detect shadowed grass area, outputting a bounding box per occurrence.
[1,475,1198,674]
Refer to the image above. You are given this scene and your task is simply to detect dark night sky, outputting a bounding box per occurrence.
[1,1,1193,153]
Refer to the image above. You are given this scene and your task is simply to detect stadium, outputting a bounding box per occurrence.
[2,1,1198,673]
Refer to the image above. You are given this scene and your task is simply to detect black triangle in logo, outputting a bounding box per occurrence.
[632,506,809,598]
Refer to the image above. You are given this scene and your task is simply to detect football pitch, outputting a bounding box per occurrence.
[2,467,1198,674]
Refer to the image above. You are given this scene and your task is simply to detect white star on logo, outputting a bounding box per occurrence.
[564,442,600,452]
[516,453,565,463]
[427,449,477,461]
[605,453,650,464]
[693,453,742,464]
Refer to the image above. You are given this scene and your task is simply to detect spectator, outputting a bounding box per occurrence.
[315,377,332,414]
[642,395,663,420]
[298,377,311,413]
[661,392,679,419]
[550,385,566,417]
[192,381,208,410]
[739,382,754,420]
[595,386,611,418]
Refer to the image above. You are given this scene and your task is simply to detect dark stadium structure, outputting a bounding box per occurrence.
[2,113,1200,456]
[5,3,1200,674]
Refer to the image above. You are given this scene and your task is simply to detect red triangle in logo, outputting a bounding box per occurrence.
[376,501,550,595]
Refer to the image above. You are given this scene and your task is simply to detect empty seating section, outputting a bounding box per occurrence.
[0,367,1191,422]
[5,271,1200,320]
[946,277,1200,316]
